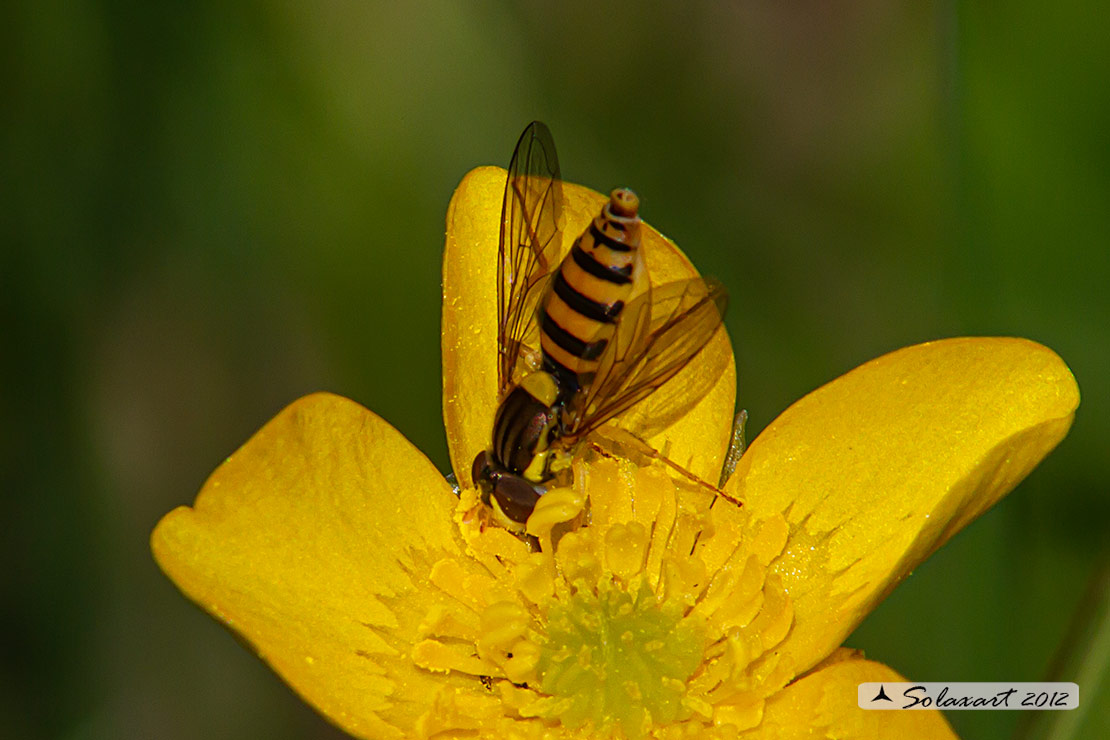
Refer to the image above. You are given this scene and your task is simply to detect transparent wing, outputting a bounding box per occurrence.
[564,277,728,440]
[498,121,564,392]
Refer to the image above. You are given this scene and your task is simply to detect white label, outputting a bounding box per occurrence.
[858,683,1079,710]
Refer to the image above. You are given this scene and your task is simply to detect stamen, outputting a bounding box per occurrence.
[416,454,798,737]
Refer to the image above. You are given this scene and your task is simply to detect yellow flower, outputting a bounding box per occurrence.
[152,167,1079,739]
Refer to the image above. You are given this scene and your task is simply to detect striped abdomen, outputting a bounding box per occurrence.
[538,188,647,392]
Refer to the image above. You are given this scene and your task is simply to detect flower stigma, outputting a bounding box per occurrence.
[536,582,704,738]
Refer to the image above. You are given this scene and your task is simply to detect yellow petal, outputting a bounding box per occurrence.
[725,337,1078,679]
[747,650,958,738]
[442,166,735,487]
[152,393,467,740]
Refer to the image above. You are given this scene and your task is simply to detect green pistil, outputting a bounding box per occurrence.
[536,585,704,738]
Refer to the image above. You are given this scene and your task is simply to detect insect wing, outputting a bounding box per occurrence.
[565,277,728,440]
[499,121,564,392]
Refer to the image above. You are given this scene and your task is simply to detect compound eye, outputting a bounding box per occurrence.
[471,450,492,486]
[471,450,494,505]
[493,476,543,524]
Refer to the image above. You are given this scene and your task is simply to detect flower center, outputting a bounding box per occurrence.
[421,455,798,737]
[536,584,704,738]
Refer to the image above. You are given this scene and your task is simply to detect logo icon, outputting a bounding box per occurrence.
[871,685,893,703]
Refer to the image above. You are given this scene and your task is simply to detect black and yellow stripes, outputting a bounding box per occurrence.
[538,189,646,388]
[552,271,622,323]
[569,243,633,285]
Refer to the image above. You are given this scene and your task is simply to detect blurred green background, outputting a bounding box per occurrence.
[4,2,1107,739]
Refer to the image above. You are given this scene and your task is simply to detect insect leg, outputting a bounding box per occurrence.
[585,427,742,507]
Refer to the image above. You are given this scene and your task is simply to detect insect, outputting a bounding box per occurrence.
[471,121,730,530]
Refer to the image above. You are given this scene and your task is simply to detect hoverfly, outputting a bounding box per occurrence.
[471,121,730,530]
